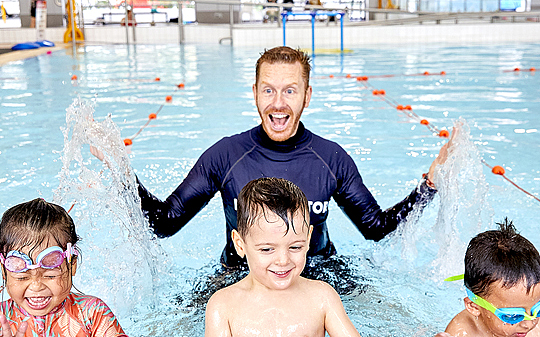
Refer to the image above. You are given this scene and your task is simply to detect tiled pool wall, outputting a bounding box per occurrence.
[1,22,540,47]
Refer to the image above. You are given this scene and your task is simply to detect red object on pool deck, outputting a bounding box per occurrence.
[492,166,505,175]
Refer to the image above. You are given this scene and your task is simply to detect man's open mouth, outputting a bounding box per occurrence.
[269,113,290,131]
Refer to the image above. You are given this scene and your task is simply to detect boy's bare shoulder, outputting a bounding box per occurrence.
[207,279,248,310]
[445,310,482,337]
[301,278,342,303]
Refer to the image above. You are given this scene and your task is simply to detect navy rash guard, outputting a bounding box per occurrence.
[137,122,437,267]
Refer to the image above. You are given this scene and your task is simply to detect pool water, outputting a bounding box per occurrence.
[1,43,539,336]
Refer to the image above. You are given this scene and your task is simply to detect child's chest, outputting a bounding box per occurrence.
[229,296,326,337]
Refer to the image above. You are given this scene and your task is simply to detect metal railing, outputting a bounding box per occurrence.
[74,0,540,45]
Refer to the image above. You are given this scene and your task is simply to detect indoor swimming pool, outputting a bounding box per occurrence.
[1,43,539,336]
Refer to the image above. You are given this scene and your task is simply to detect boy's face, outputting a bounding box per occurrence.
[233,209,312,291]
[467,281,540,337]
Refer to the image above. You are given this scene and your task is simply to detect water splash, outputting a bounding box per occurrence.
[429,118,493,278]
[53,98,169,318]
[372,118,492,278]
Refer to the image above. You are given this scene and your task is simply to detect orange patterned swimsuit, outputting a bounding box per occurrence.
[0,292,127,337]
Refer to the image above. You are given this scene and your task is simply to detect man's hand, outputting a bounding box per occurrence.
[427,127,458,188]
[0,314,27,337]
[90,145,105,162]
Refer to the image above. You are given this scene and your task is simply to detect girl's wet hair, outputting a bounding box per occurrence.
[237,177,309,238]
[464,218,540,297]
[0,198,80,257]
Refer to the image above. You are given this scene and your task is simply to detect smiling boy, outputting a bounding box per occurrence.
[441,219,540,337]
[204,177,361,337]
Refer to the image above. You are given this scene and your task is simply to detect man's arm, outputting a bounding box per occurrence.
[137,166,218,238]
[205,292,233,337]
[321,283,361,337]
[91,144,221,238]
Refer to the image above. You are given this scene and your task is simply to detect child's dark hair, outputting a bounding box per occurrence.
[464,218,540,297]
[237,177,309,238]
[0,198,80,257]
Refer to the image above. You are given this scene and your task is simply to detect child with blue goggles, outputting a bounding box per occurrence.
[437,219,540,337]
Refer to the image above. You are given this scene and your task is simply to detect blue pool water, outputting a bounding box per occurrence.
[1,43,539,336]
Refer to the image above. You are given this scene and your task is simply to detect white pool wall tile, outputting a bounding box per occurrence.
[1,22,539,46]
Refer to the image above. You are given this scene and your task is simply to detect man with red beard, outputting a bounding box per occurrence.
[134,46,453,269]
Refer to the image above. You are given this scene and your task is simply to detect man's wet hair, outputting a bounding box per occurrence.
[0,198,80,258]
[255,46,311,90]
[464,218,540,297]
[237,177,309,238]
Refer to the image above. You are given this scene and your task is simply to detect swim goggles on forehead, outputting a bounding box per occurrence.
[445,274,540,325]
[0,243,78,273]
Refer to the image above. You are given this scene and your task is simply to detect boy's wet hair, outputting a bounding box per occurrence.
[255,46,311,90]
[464,218,540,297]
[0,198,80,257]
[237,177,309,238]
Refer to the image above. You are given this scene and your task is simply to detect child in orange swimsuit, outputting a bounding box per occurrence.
[0,198,128,337]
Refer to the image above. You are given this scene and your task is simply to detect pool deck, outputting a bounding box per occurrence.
[0,43,69,66]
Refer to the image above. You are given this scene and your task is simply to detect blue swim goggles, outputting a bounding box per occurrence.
[0,243,78,273]
[446,274,540,325]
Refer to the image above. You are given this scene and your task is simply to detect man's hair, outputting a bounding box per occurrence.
[255,46,311,90]
[464,218,540,297]
[0,198,80,256]
[237,177,309,238]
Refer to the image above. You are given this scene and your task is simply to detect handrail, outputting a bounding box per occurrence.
[77,0,540,45]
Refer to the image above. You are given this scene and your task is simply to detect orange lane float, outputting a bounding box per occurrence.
[71,75,78,80]
[358,73,538,203]
[492,165,505,175]
[149,113,157,120]
[439,130,449,138]
[155,77,161,81]
[123,138,133,146]
[177,83,185,88]
[165,95,173,102]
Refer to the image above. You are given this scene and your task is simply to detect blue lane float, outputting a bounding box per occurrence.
[11,40,55,51]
